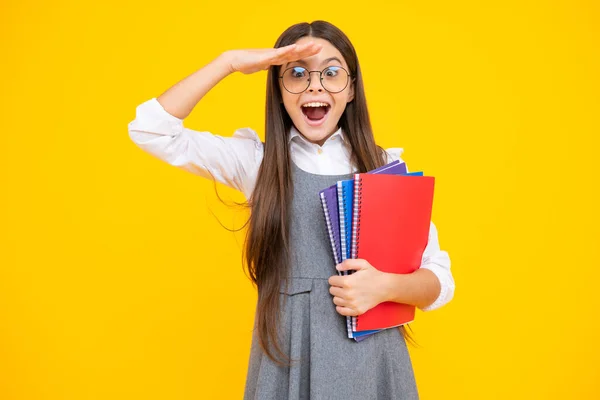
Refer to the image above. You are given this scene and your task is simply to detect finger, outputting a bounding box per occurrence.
[292,41,319,52]
[275,43,298,54]
[328,275,345,287]
[271,43,301,58]
[336,306,358,317]
[336,261,359,273]
[268,41,317,54]
[245,46,295,54]
[329,286,344,298]
[294,42,323,57]
[332,296,349,307]
[275,42,322,64]
[336,259,369,272]
[263,44,298,64]
[284,47,322,64]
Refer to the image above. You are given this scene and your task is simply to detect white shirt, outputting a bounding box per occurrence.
[128,98,455,311]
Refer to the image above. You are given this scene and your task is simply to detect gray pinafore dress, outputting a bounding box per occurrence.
[244,161,419,400]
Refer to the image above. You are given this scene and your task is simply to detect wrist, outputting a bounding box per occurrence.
[216,51,237,75]
[380,272,405,303]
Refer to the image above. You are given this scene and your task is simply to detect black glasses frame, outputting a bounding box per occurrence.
[279,66,352,94]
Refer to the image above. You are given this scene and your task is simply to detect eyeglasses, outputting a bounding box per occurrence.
[279,66,351,94]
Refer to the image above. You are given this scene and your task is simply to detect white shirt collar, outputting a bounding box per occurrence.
[289,125,347,146]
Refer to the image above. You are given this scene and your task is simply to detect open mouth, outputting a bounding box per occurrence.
[301,102,331,127]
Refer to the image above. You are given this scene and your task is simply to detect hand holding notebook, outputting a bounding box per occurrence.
[330,258,393,315]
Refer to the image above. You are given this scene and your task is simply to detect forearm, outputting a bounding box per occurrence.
[157,51,235,119]
[380,268,441,310]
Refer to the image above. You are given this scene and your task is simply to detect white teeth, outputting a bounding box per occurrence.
[301,102,329,108]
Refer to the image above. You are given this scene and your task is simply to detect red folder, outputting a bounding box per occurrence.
[351,173,435,332]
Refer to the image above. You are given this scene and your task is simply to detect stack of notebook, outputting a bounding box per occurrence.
[318,160,435,341]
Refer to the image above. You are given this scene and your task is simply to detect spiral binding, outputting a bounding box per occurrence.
[351,174,362,260]
[351,173,363,332]
[319,192,341,265]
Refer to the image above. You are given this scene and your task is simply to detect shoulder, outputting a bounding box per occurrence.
[231,126,262,143]
[231,127,264,158]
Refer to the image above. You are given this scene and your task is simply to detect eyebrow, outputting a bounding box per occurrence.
[285,57,343,69]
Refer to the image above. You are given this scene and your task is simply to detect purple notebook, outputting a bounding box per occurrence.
[319,188,343,265]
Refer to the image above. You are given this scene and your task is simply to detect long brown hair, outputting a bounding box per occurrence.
[244,20,413,365]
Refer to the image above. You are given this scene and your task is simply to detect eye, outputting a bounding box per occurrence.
[323,67,340,77]
[290,67,307,78]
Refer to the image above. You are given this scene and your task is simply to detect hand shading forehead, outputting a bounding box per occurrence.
[286,37,349,71]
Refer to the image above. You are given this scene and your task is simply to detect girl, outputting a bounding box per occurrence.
[128,20,454,400]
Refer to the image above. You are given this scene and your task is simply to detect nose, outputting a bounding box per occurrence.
[306,71,323,92]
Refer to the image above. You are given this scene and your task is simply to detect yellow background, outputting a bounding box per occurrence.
[1,0,599,398]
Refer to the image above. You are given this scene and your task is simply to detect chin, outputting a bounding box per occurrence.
[295,123,338,145]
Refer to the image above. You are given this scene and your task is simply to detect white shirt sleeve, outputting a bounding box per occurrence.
[419,222,455,311]
[385,147,455,311]
[127,98,263,198]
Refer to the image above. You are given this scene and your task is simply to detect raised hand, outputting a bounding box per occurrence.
[227,41,323,75]
[154,41,323,119]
